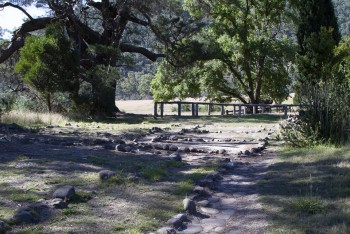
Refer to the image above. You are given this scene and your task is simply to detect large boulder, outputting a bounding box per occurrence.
[53,186,75,200]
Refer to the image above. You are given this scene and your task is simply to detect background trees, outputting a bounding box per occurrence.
[295,0,350,144]
[0,0,199,115]
[152,0,296,104]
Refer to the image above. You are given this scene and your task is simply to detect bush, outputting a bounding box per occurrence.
[279,116,321,147]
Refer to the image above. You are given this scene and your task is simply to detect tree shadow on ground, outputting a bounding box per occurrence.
[259,151,350,233]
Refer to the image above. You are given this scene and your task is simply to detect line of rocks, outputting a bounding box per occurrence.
[151,139,269,234]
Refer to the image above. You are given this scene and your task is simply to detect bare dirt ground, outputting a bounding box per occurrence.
[0,116,279,233]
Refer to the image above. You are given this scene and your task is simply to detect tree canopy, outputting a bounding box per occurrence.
[152,0,296,104]
[0,0,200,114]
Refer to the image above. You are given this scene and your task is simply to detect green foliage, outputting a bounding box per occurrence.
[15,22,79,112]
[154,0,295,104]
[279,116,321,147]
[295,0,350,145]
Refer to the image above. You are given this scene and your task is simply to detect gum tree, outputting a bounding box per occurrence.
[152,0,296,104]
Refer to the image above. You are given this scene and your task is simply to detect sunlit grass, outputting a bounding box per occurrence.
[1,110,70,126]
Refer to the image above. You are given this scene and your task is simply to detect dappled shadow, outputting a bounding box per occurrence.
[258,153,350,233]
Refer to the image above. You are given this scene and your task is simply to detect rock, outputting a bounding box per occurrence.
[169,145,178,151]
[127,174,140,183]
[13,210,35,224]
[53,185,75,200]
[124,146,132,152]
[183,147,190,153]
[152,136,163,142]
[190,148,198,153]
[115,144,126,152]
[49,198,68,209]
[12,204,48,225]
[163,144,170,150]
[244,150,251,156]
[183,198,196,214]
[197,200,209,207]
[150,127,163,133]
[196,138,205,142]
[197,178,213,188]
[138,144,153,151]
[166,213,188,229]
[181,224,203,234]
[169,135,178,141]
[113,139,126,145]
[99,170,116,180]
[156,227,177,234]
[169,153,182,162]
[219,149,226,154]
[205,173,223,181]
[93,138,109,145]
[104,143,116,150]
[154,144,165,151]
[223,162,234,170]
[193,186,207,195]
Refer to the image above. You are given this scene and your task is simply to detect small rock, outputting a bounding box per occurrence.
[115,144,126,152]
[219,149,226,154]
[244,150,251,156]
[156,227,177,234]
[183,198,196,214]
[196,138,205,142]
[183,147,190,153]
[99,170,116,180]
[223,162,234,169]
[104,143,116,150]
[13,210,35,224]
[190,148,198,153]
[197,200,209,207]
[166,213,188,229]
[169,135,178,141]
[49,198,68,209]
[169,153,182,162]
[53,185,75,200]
[169,145,178,151]
[163,144,170,150]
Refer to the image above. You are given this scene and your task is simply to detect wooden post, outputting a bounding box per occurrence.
[154,102,158,117]
[233,105,236,115]
[208,104,211,116]
[196,103,199,117]
[284,105,288,118]
[221,105,225,115]
[178,102,181,117]
[160,103,164,117]
[253,105,256,115]
[192,103,195,117]
[239,105,242,117]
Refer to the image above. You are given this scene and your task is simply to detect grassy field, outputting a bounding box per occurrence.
[261,145,350,233]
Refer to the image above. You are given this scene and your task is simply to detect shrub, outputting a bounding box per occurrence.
[279,116,321,147]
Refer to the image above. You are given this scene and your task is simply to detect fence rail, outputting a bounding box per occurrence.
[154,101,304,118]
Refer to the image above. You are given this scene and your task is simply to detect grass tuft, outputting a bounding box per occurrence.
[290,197,325,215]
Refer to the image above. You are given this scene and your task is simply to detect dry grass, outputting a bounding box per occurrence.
[261,145,350,233]
[1,111,69,126]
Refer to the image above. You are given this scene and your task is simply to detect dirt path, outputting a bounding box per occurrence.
[0,121,278,234]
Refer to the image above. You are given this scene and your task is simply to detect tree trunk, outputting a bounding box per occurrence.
[46,93,52,112]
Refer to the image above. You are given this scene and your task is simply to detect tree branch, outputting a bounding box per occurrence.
[0,2,33,20]
[0,37,25,63]
[119,43,164,62]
